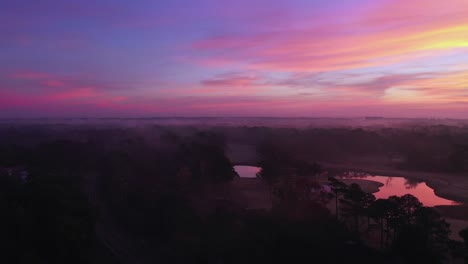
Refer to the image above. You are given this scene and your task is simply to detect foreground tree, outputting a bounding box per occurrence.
[328,177,348,220]
[460,227,468,264]
[256,142,291,185]
[393,206,450,263]
[388,194,422,226]
[368,198,396,248]
[340,183,376,236]
[461,227,468,247]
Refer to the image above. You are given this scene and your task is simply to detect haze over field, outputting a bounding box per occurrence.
[1,117,468,129]
[1,0,468,118]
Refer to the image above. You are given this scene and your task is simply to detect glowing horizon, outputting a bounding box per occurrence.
[1,0,467,118]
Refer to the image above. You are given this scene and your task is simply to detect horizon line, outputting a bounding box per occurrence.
[0,116,467,121]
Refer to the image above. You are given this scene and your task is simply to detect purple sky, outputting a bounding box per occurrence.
[1,0,467,118]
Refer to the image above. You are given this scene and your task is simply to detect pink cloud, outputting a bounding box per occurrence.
[42,80,65,87]
[0,69,130,113]
[1,86,467,118]
[188,0,468,73]
[48,87,99,100]
[201,75,260,87]
[2,0,467,118]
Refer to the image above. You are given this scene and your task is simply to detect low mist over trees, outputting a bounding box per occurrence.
[0,122,467,263]
[245,125,468,174]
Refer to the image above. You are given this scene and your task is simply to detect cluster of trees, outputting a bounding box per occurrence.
[1,124,468,263]
[227,125,468,173]
[0,126,237,263]
[256,140,323,184]
[460,228,468,263]
[256,142,463,263]
[329,178,453,262]
[89,129,384,263]
[96,130,236,241]
[0,146,98,263]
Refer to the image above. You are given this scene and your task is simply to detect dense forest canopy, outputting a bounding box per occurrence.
[1,122,468,263]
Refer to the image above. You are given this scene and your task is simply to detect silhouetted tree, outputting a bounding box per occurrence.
[389,194,423,226]
[176,133,235,184]
[460,227,468,264]
[461,227,468,247]
[340,183,375,236]
[328,177,348,220]
[394,206,450,263]
[256,142,291,185]
[368,198,396,248]
[296,161,322,177]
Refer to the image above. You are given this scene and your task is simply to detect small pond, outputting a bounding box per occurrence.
[234,166,261,178]
[340,175,459,207]
[233,166,460,207]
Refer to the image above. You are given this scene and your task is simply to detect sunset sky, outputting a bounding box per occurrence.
[1,0,467,118]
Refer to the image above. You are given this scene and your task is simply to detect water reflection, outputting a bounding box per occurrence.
[234,166,261,178]
[404,178,420,189]
[340,175,459,207]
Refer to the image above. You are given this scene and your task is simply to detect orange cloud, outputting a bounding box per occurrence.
[190,1,468,73]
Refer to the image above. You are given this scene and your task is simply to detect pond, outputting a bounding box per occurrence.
[234,165,261,178]
[340,175,459,207]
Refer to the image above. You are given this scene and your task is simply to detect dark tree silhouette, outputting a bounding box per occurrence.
[368,198,395,248]
[394,206,450,263]
[328,177,348,220]
[461,227,468,247]
[340,183,376,236]
[460,227,468,264]
[256,142,291,185]
[389,194,423,225]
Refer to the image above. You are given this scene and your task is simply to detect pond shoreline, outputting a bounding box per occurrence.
[336,178,384,194]
[322,162,468,241]
[322,162,468,204]
[229,149,468,240]
[233,160,468,204]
